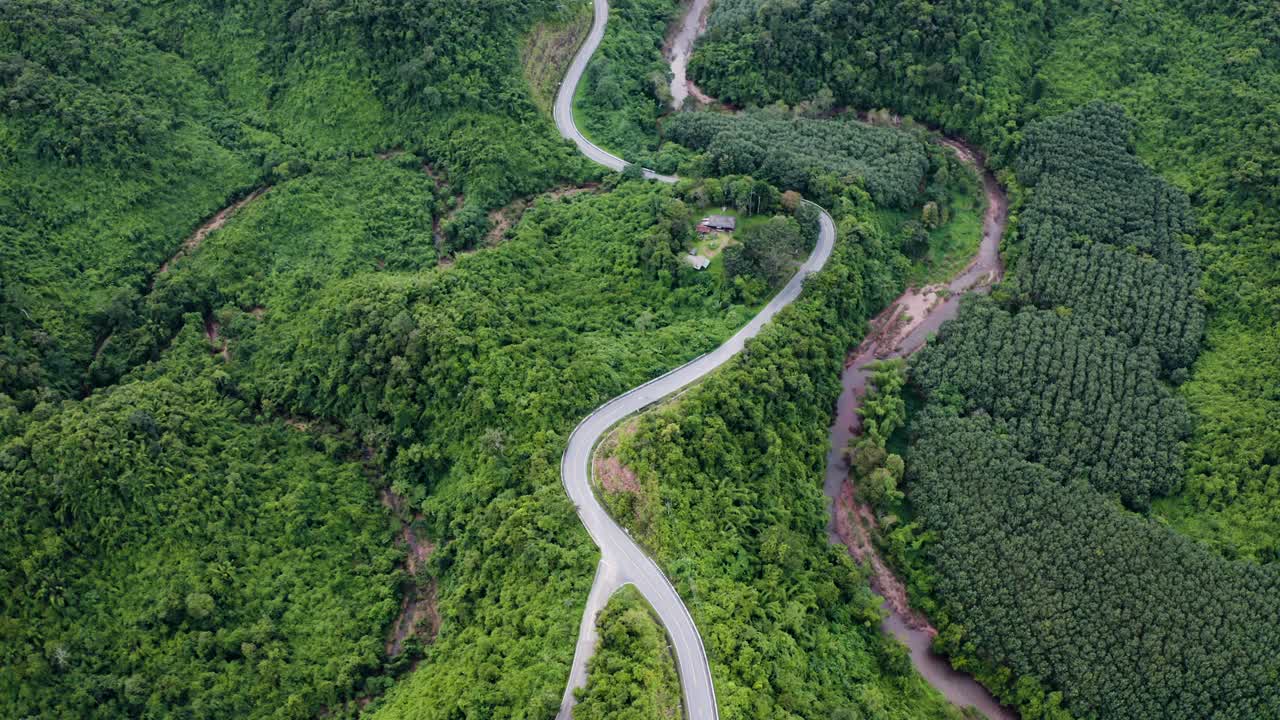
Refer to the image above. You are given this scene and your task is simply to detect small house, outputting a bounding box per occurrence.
[697,215,736,234]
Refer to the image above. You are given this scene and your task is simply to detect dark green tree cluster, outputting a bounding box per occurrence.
[686,0,1280,558]
[907,410,1280,720]
[663,111,930,209]
[576,0,680,166]
[723,215,809,290]
[605,204,963,720]
[673,173,782,215]
[1014,105,1196,269]
[1020,234,1204,370]
[1011,105,1206,369]
[573,586,682,720]
[912,301,1189,510]
[889,103,1274,717]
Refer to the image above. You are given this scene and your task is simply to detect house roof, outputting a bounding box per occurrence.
[701,214,736,229]
[685,254,711,270]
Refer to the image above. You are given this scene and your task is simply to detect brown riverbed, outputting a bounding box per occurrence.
[820,138,1014,719]
[665,0,715,109]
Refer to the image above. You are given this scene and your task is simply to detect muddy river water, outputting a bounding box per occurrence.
[821,140,1014,719]
[666,0,715,108]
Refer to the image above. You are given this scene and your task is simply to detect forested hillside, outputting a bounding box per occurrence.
[1,0,805,715]
[689,0,1280,561]
[574,0,680,165]
[1,0,593,408]
[599,191,964,719]
[887,104,1280,719]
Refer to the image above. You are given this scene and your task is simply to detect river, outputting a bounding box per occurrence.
[664,3,1017,717]
[666,0,715,109]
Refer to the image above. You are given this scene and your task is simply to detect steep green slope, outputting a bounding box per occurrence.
[0,324,403,717]
[599,196,962,719]
[3,164,771,717]
[574,0,680,165]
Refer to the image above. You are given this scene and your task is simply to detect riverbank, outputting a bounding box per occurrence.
[819,138,1014,720]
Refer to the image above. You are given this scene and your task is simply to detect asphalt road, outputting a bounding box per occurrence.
[553,5,836,716]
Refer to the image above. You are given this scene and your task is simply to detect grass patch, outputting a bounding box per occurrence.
[873,159,985,287]
[522,0,594,115]
[692,232,736,259]
[908,181,983,285]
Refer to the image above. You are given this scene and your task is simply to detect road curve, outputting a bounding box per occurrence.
[553,3,836,717]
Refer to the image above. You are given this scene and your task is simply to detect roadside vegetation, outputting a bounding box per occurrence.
[598,184,965,719]
[574,0,681,166]
[523,0,594,114]
[0,0,775,716]
[574,586,682,720]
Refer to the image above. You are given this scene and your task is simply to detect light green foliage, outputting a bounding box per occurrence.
[605,204,962,720]
[3,173,760,718]
[858,361,907,448]
[1163,326,1280,561]
[848,361,907,508]
[574,586,682,720]
[907,165,984,285]
[575,0,679,165]
[0,0,593,406]
[249,182,760,720]
[86,158,444,390]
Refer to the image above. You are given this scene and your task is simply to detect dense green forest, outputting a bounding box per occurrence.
[574,0,679,166]
[2,0,808,714]
[4,148,779,716]
[573,586,682,720]
[1,0,593,409]
[689,0,1280,561]
[879,104,1279,719]
[664,111,930,209]
[601,194,963,719]
[6,0,1278,717]
[0,322,406,717]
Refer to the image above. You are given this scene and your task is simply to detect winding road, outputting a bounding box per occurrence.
[553,2,834,717]
[553,1,1013,718]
